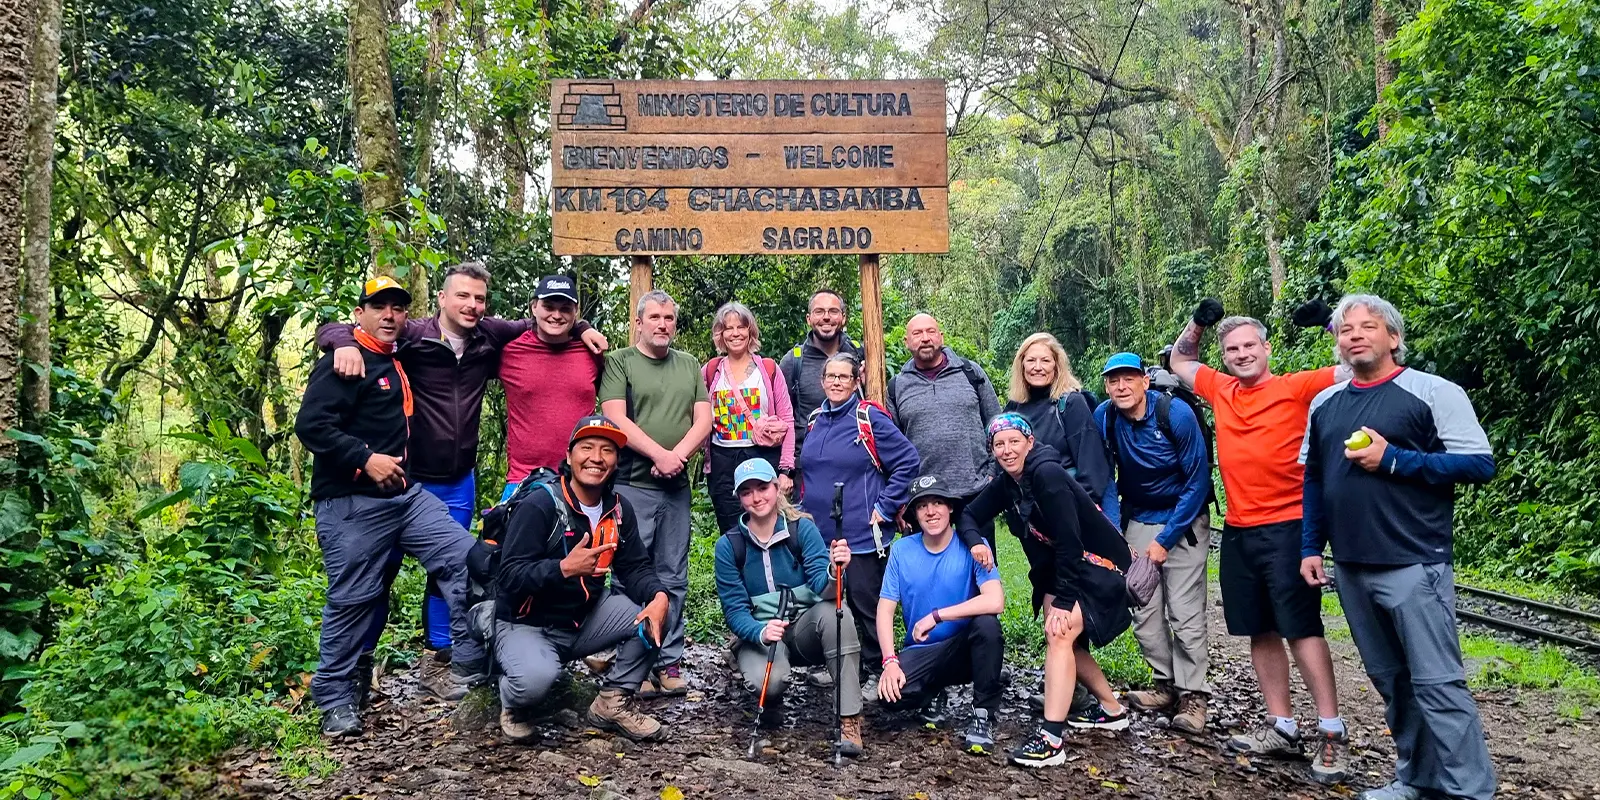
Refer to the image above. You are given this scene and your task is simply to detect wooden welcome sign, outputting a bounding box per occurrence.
[550,80,950,256]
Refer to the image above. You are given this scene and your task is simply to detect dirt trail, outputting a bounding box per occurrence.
[220,591,1600,799]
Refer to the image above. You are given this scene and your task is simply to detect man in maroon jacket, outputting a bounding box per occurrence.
[316,263,606,691]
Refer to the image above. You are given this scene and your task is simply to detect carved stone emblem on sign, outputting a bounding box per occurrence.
[557,83,627,131]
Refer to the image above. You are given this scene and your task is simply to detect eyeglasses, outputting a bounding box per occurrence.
[822,374,856,383]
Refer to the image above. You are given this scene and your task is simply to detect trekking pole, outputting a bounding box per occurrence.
[749,587,793,759]
[830,482,846,768]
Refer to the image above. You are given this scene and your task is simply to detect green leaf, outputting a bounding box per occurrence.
[0,629,41,660]
[227,438,268,469]
[0,600,43,613]
[332,165,358,181]
[135,487,194,520]
[0,742,51,772]
[3,665,37,681]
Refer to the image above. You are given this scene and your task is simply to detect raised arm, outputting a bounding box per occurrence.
[1170,298,1224,389]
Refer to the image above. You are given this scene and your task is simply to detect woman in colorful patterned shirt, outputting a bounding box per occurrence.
[701,302,797,535]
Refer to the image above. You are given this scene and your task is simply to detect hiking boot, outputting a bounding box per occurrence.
[638,665,688,698]
[355,653,376,711]
[1227,721,1303,758]
[500,707,537,743]
[1068,701,1130,731]
[757,696,785,730]
[423,657,488,701]
[919,688,950,728]
[1309,728,1350,785]
[587,688,666,741]
[1358,780,1423,800]
[806,667,834,688]
[962,708,996,755]
[860,673,880,703]
[837,714,864,757]
[1170,693,1208,735]
[320,703,362,738]
[1125,682,1179,714]
[1009,728,1066,768]
[584,648,616,675]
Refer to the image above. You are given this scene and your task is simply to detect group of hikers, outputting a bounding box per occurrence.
[293,264,1497,800]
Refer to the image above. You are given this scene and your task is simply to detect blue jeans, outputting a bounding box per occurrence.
[359,471,475,652]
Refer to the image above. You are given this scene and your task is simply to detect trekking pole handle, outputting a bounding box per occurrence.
[831,482,844,524]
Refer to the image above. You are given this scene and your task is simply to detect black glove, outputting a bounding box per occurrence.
[1292,299,1334,329]
[1192,298,1225,328]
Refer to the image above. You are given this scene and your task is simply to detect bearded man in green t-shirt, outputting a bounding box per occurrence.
[597,289,713,696]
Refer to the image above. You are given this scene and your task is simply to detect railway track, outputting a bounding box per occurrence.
[1205,528,1600,653]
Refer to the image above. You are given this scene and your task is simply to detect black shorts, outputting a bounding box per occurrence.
[1220,520,1325,639]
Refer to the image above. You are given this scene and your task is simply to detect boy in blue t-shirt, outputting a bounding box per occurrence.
[876,474,1006,755]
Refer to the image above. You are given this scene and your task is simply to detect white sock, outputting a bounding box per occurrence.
[1318,716,1346,736]
[1041,729,1063,746]
[1272,715,1299,737]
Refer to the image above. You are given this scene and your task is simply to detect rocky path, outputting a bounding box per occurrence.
[219,588,1600,800]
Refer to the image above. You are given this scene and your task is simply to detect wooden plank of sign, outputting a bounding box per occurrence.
[552,188,949,255]
[550,133,947,189]
[551,79,945,135]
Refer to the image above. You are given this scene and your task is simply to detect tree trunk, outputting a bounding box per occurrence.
[21,0,60,425]
[1233,0,1259,156]
[413,0,456,195]
[0,0,38,459]
[506,162,526,214]
[1372,0,1398,137]
[347,0,411,283]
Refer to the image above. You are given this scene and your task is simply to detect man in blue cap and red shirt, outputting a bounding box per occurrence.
[1094,352,1214,735]
[294,276,487,737]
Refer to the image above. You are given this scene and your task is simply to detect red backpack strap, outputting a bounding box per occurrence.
[702,356,723,388]
[761,357,778,381]
[854,400,884,472]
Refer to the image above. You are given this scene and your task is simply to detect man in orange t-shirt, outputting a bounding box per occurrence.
[1170,299,1352,785]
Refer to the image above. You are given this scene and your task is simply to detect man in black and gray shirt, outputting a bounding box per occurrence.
[888,314,1002,520]
[780,289,864,463]
[1300,294,1496,800]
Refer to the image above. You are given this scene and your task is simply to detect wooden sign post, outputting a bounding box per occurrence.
[550,80,950,398]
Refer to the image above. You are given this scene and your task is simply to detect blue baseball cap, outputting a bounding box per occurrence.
[732,458,778,495]
[1101,352,1145,376]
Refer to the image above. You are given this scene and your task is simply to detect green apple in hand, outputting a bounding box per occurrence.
[1345,430,1372,450]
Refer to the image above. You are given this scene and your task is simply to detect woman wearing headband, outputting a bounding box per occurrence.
[959,412,1133,769]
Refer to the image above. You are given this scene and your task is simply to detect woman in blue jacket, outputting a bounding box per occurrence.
[714,458,863,755]
[798,353,921,686]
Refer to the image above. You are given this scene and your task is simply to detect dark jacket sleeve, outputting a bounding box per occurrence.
[293,356,371,472]
[475,316,533,349]
[868,406,920,520]
[1060,393,1113,500]
[612,495,667,604]
[496,494,569,600]
[316,319,429,351]
[1030,460,1087,611]
[957,476,1009,550]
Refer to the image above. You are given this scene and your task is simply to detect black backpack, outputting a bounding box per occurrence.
[467,468,619,606]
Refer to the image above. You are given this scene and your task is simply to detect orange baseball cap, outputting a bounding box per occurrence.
[359,275,412,306]
[569,415,628,449]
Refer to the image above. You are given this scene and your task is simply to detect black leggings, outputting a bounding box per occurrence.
[843,549,890,670]
[707,443,781,535]
[888,615,1004,713]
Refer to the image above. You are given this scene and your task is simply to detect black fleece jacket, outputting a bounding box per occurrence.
[495,473,665,629]
[958,445,1131,613]
[294,347,411,501]
[1005,388,1112,500]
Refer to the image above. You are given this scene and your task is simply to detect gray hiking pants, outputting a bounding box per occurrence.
[494,591,654,709]
[733,601,863,716]
[612,482,691,668]
[311,486,484,710]
[1338,562,1495,800]
[1125,515,1211,695]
